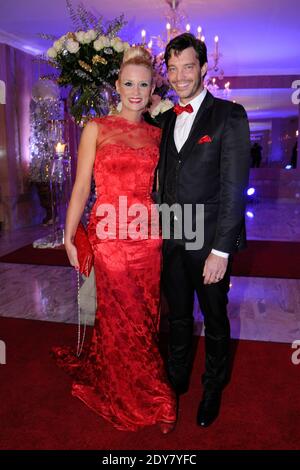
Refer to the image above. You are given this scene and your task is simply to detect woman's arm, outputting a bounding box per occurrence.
[64,121,98,268]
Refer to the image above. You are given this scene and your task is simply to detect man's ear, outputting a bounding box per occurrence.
[201,62,208,77]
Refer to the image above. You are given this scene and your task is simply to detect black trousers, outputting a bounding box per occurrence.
[162,240,232,393]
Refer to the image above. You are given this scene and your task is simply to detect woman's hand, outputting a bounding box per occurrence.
[63,121,97,271]
[65,240,79,270]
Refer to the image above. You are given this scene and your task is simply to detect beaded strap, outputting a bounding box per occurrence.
[76,270,87,357]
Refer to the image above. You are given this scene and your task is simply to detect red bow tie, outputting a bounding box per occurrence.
[173,103,194,115]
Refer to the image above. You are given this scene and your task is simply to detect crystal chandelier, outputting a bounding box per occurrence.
[140,0,230,93]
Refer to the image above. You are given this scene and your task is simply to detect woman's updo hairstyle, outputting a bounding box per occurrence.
[119,46,153,80]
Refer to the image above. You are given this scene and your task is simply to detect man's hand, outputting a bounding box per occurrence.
[203,253,228,285]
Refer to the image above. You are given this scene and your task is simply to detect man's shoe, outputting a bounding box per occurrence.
[197,391,222,427]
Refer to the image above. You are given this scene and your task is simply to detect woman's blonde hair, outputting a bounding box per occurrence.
[119,46,153,79]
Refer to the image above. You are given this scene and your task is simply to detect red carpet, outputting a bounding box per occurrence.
[0,240,300,278]
[0,316,299,450]
[0,244,68,267]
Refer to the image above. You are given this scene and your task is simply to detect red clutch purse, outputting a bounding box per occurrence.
[74,222,94,277]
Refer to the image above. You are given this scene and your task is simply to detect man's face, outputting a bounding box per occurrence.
[167,47,207,104]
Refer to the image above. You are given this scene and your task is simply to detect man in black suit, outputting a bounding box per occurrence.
[156,33,251,427]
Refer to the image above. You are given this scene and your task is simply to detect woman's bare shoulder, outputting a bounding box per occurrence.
[82,120,100,136]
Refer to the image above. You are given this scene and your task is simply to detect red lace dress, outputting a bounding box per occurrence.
[54,115,176,431]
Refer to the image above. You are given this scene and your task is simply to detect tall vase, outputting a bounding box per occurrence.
[50,149,72,246]
[67,83,118,126]
[35,182,53,225]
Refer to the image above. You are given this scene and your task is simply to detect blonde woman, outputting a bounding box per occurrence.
[56,47,176,434]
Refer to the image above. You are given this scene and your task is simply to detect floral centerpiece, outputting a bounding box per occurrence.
[44,1,129,124]
[43,1,175,125]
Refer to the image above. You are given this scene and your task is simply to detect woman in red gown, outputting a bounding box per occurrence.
[61,47,176,433]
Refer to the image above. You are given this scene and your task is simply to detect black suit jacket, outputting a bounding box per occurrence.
[155,91,251,255]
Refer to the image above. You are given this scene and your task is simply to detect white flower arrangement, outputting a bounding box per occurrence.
[42,2,129,124]
[150,98,174,117]
[44,27,130,124]
[47,30,130,59]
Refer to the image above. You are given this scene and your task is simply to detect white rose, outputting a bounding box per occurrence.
[53,39,64,52]
[47,47,57,58]
[123,42,130,51]
[81,32,92,44]
[65,39,80,54]
[114,41,124,53]
[101,36,111,48]
[151,106,160,118]
[93,36,111,51]
[111,37,124,52]
[93,38,104,51]
[75,31,85,43]
[151,99,173,117]
[87,29,97,41]
[160,99,174,113]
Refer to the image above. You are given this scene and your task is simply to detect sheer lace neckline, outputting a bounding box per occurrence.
[110,115,147,126]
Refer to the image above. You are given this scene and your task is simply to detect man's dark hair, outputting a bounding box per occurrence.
[164,33,208,68]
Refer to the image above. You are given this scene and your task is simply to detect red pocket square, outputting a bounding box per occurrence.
[198,135,212,144]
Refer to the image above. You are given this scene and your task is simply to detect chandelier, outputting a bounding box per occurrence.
[140,0,230,93]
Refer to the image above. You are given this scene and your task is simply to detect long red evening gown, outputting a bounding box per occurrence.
[54,115,176,431]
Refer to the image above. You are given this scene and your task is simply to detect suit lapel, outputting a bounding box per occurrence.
[179,90,214,159]
[160,109,176,159]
